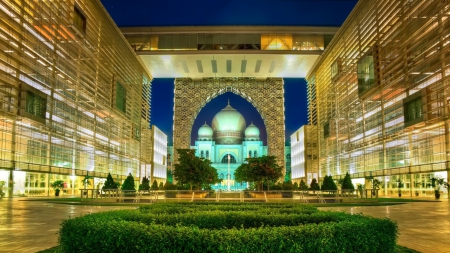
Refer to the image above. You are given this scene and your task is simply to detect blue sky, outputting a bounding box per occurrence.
[100,0,358,145]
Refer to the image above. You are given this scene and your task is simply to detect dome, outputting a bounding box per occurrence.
[245,122,260,140]
[198,122,213,140]
[211,102,246,144]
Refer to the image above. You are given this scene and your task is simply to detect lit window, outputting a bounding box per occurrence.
[222,154,236,163]
[26,91,47,119]
[115,81,126,113]
[73,6,86,34]
[200,150,204,158]
[357,51,376,95]
[205,151,209,159]
[404,97,423,123]
[330,60,340,80]
[254,151,257,158]
[132,124,140,141]
[323,123,330,138]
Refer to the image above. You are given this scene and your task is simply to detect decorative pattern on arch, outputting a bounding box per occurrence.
[173,77,285,172]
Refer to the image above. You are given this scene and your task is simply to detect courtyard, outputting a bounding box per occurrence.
[0,197,448,252]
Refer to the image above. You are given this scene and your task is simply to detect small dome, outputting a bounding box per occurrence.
[211,102,246,144]
[245,122,260,140]
[198,122,213,140]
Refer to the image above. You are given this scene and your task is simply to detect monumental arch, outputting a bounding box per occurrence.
[173,77,285,168]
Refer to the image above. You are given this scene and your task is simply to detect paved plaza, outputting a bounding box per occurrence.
[0,197,449,253]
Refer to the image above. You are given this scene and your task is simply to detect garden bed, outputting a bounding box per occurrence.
[59,203,398,252]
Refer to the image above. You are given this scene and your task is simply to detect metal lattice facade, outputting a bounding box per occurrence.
[0,0,152,196]
[173,77,286,172]
[307,0,450,195]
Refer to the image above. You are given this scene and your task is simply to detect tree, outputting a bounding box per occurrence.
[173,149,221,190]
[121,173,135,191]
[234,155,283,191]
[299,180,309,191]
[309,178,320,191]
[103,173,118,190]
[341,172,355,191]
[151,180,159,190]
[321,175,337,191]
[159,182,164,189]
[138,177,150,191]
[293,182,299,190]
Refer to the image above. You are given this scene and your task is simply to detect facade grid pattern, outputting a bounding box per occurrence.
[307,0,450,195]
[0,0,152,196]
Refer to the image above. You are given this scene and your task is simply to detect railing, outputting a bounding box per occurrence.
[78,189,379,203]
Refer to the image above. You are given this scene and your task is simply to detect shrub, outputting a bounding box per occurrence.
[151,180,159,190]
[138,177,150,191]
[103,173,117,190]
[59,203,398,253]
[121,173,135,191]
[342,172,355,191]
[309,178,320,191]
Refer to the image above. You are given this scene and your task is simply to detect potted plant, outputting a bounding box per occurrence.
[357,184,364,198]
[82,174,92,195]
[397,179,404,197]
[431,176,448,199]
[50,180,65,196]
[414,181,421,196]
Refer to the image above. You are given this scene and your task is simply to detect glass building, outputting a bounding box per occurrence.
[0,0,152,197]
[306,0,450,197]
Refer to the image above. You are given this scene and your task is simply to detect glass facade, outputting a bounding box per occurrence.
[0,0,152,197]
[124,33,329,52]
[306,0,449,197]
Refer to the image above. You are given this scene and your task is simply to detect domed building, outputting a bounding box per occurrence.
[192,102,267,190]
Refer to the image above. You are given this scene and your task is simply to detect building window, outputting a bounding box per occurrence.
[26,90,47,119]
[357,51,376,95]
[115,81,126,113]
[222,154,236,163]
[248,151,252,158]
[132,124,140,141]
[330,59,340,81]
[286,153,291,160]
[205,151,209,159]
[200,150,204,158]
[73,5,86,34]
[404,96,423,123]
[323,123,330,138]
[254,151,257,158]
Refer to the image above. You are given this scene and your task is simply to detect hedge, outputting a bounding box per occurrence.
[59,203,398,253]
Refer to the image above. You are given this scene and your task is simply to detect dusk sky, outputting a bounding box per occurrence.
[100,0,358,145]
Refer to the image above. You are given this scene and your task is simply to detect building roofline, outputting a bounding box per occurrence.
[120,26,339,35]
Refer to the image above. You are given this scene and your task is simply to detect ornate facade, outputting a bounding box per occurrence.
[173,77,286,174]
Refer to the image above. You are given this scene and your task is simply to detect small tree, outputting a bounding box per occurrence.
[151,180,159,190]
[121,173,135,191]
[341,172,355,191]
[299,179,309,191]
[138,177,150,191]
[103,173,118,190]
[159,182,164,189]
[163,181,177,190]
[293,182,299,190]
[321,175,338,192]
[309,178,320,191]
[234,155,283,191]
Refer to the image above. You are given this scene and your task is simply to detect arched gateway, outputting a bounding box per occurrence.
[173,77,285,173]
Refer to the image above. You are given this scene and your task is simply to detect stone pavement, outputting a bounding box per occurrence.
[0,197,135,253]
[320,198,450,253]
[0,197,449,253]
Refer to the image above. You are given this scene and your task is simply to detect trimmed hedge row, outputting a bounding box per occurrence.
[137,202,318,215]
[59,203,398,253]
[83,209,364,229]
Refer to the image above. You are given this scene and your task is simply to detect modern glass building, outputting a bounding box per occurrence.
[0,0,152,197]
[306,0,450,197]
